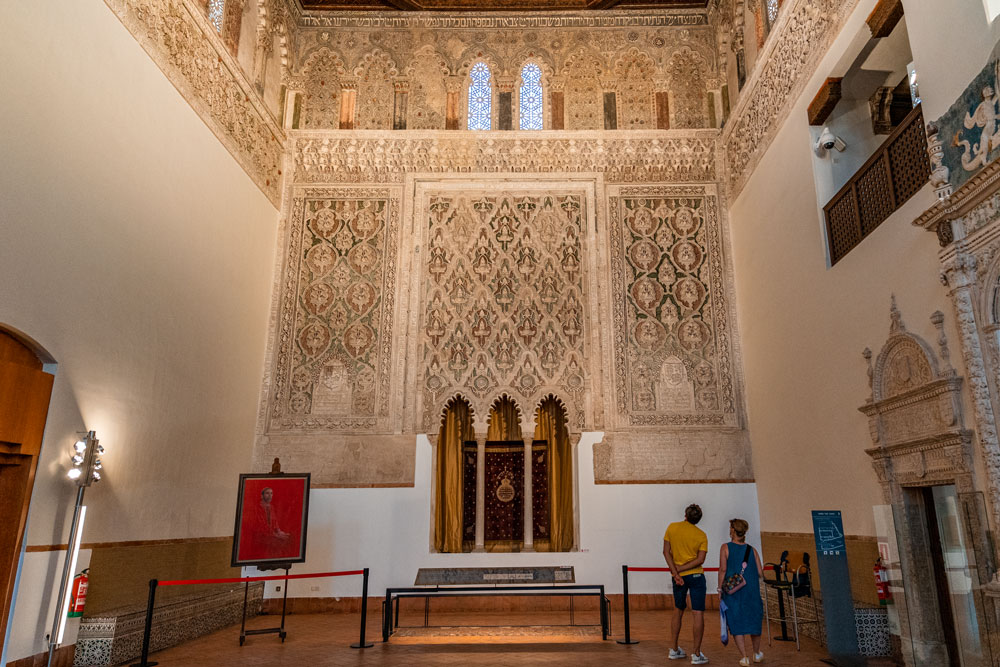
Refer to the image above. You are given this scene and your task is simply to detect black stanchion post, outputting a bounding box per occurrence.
[351,568,374,648]
[616,565,639,645]
[129,579,159,667]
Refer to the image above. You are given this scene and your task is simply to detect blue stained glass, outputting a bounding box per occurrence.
[519,64,543,130]
[209,0,225,31]
[766,0,778,25]
[468,62,492,131]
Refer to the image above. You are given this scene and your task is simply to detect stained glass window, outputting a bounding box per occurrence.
[766,0,779,25]
[209,0,225,31]
[519,64,543,130]
[468,62,492,131]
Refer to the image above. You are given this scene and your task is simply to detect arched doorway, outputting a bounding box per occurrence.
[0,328,55,639]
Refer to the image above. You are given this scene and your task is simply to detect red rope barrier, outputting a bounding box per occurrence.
[159,569,364,587]
[626,567,720,572]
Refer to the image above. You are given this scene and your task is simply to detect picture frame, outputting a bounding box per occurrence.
[231,473,311,567]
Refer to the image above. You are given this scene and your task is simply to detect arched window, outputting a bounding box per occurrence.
[208,0,225,31]
[519,63,543,130]
[766,0,778,25]
[468,62,492,131]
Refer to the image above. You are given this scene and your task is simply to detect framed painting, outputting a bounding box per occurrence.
[231,473,311,567]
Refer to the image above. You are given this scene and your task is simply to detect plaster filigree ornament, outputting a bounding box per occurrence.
[723,0,861,198]
[101,0,284,205]
[293,133,718,185]
[608,185,739,427]
[268,187,400,433]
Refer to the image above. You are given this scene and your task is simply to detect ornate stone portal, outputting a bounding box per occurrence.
[860,300,995,665]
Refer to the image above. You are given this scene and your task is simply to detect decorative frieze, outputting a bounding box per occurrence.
[723,0,861,199]
[102,0,285,206]
[292,131,719,184]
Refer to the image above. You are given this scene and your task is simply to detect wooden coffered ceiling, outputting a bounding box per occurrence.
[301,0,707,10]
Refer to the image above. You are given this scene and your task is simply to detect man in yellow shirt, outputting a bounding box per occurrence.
[663,503,709,664]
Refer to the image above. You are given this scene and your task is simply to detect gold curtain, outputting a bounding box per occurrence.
[486,397,522,441]
[535,399,573,552]
[435,398,472,553]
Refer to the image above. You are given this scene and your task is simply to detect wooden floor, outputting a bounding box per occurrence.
[139,608,879,666]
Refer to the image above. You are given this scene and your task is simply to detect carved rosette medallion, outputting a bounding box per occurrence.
[608,185,737,427]
[269,187,400,432]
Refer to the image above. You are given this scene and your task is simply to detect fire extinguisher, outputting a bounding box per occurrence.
[873,558,892,606]
[68,568,89,618]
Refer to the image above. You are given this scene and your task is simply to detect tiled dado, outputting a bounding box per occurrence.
[74,583,263,666]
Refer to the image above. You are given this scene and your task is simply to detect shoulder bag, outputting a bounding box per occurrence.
[720,545,752,595]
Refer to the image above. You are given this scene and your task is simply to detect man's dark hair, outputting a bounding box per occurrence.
[685,504,703,525]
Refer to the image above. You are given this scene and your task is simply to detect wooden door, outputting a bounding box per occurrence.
[0,331,54,644]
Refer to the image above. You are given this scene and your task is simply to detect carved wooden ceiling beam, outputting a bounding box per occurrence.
[807,77,843,126]
[866,0,903,39]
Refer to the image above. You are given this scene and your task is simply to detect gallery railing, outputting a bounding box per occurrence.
[824,105,929,265]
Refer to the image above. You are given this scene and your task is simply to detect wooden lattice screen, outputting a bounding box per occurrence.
[824,105,929,265]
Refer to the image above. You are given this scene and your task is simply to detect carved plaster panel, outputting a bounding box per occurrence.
[287,15,719,130]
[404,178,602,436]
[291,131,720,185]
[607,184,738,428]
[102,0,285,206]
[267,186,401,434]
[722,0,861,199]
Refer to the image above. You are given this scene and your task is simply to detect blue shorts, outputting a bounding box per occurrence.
[673,573,706,611]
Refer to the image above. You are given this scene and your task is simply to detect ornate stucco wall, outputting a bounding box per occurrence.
[253,130,752,486]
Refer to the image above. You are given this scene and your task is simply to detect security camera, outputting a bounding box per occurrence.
[815,127,846,155]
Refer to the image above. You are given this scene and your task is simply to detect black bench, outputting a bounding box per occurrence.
[381,584,611,642]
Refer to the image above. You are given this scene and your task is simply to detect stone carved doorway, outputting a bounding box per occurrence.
[861,301,995,665]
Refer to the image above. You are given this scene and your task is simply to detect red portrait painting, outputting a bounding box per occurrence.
[232,474,310,566]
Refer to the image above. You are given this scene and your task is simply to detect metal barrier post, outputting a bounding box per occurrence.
[129,579,159,667]
[351,568,374,648]
[616,565,639,645]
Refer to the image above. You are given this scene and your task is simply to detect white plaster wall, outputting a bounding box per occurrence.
[250,435,761,598]
[903,0,1000,119]
[728,0,966,538]
[1,0,277,660]
[5,550,91,663]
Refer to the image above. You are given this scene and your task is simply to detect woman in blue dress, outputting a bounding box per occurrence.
[719,518,764,665]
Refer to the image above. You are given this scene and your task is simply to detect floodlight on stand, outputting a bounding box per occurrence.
[48,430,105,667]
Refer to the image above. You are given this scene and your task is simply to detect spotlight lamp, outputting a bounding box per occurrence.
[67,431,104,486]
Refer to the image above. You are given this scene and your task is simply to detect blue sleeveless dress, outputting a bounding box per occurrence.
[723,541,763,635]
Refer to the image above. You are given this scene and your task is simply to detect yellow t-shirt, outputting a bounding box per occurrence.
[664,521,709,576]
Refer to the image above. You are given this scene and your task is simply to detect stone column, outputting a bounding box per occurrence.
[942,235,1000,528]
[549,77,565,130]
[339,78,358,130]
[475,434,486,552]
[654,78,670,130]
[600,77,618,130]
[496,76,516,130]
[445,76,463,130]
[523,437,534,552]
[392,77,410,130]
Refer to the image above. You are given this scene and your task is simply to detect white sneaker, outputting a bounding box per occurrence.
[691,653,709,665]
[753,652,764,663]
[669,647,687,660]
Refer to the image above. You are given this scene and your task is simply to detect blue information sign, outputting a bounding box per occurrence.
[811,511,862,665]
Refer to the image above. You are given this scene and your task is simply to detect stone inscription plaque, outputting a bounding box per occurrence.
[414,566,575,585]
